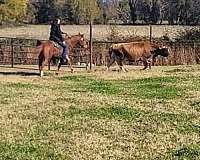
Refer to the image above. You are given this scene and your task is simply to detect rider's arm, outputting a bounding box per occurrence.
[57,25,66,34]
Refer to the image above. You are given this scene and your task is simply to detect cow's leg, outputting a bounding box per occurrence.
[149,62,152,69]
[142,59,148,70]
[107,58,115,71]
[107,52,116,71]
[163,57,168,65]
[152,53,158,66]
[116,59,127,72]
[147,58,152,69]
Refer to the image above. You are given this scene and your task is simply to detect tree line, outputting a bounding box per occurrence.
[0,0,200,25]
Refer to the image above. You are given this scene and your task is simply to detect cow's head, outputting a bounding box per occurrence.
[151,46,170,65]
[151,46,169,57]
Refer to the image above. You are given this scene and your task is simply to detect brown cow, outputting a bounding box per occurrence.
[107,41,169,72]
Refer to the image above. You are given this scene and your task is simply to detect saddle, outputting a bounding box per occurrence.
[51,41,61,49]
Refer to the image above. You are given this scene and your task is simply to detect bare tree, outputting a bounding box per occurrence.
[129,0,138,24]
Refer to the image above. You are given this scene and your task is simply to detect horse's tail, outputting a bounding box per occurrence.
[33,40,44,59]
[33,45,43,60]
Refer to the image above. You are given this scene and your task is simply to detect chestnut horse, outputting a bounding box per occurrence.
[36,33,87,77]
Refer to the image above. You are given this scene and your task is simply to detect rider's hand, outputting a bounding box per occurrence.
[63,41,66,45]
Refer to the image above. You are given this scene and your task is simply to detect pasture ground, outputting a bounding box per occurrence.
[0,65,200,160]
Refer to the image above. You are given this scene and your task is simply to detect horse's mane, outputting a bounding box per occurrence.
[64,34,83,40]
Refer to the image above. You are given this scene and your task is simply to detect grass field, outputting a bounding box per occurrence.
[0,65,200,159]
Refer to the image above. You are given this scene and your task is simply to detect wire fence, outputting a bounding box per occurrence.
[92,40,200,66]
[0,37,91,69]
[0,37,200,70]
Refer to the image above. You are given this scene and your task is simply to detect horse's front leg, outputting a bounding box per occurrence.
[39,59,48,77]
[56,59,62,75]
[57,60,62,71]
[57,58,73,74]
[68,58,74,73]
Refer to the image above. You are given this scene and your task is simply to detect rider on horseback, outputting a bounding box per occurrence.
[49,18,69,64]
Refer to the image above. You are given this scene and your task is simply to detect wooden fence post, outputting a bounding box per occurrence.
[89,21,93,70]
[11,38,14,68]
[149,25,152,42]
[194,42,198,64]
[48,62,50,71]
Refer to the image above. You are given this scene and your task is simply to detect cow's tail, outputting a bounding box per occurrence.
[108,45,113,58]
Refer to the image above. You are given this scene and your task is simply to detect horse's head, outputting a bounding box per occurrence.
[64,33,89,50]
[77,33,88,49]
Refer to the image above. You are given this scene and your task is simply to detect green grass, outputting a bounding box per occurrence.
[0,141,66,160]
[121,76,182,99]
[1,65,200,159]
[60,75,182,99]
[164,145,200,160]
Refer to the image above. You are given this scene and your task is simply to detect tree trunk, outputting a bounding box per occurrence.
[129,0,137,24]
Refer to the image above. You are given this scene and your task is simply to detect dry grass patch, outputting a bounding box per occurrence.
[1,65,200,159]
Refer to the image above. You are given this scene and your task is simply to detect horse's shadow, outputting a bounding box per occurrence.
[0,66,40,76]
[0,71,39,76]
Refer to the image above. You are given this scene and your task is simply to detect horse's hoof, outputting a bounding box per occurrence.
[56,72,59,75]
[40,71,44,77]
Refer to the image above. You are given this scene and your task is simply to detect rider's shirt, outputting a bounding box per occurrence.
[49,23,64,43]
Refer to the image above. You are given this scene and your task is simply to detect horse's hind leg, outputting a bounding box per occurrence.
[39,57,44,77]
